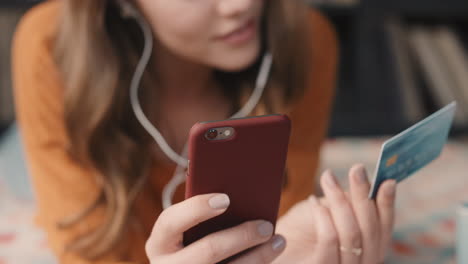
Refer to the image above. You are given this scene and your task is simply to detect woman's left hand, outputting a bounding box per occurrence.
[273,164,397,264]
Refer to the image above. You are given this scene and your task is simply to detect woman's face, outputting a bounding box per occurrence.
[135,0,264,71]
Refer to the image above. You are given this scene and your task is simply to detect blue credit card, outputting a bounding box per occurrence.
[369,102,457,199]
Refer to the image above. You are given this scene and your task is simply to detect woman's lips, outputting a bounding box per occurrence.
[217,19,257,45]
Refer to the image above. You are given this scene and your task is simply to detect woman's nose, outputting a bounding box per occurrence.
[217,0,254,18]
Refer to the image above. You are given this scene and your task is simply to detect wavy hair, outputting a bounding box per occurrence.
[54,0,310,259]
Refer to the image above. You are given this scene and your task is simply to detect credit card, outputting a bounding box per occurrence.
[369,102,457,199]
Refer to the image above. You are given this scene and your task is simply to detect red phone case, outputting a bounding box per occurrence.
[184,114,291,248]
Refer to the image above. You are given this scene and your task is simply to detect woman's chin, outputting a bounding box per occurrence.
[215,54,262,72]
[211,43,262,72]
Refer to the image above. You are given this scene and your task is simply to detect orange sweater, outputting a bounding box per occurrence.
[12,1,338,263]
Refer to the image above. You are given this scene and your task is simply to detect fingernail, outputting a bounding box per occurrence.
[257,221,274,237]
[325,170,338,188]
[271,235,286,251]
[354,166,368,184]
[208,194,230,210]
[385,180,397,197]
[308,195,319,206]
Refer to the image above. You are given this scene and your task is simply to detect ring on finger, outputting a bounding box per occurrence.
[339,246,363,257]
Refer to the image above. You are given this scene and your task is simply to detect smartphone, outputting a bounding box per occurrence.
[183,114,291,247]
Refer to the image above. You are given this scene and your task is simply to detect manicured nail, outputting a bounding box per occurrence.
[325,170,338,188]
[257,221,274,237]
[271,235,286,251]
[208,194,230,210]
[308,195,319,206]
[354,166,368,184]
[385,180,397,197]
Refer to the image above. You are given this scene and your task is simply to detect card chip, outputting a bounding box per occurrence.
[386,155,398,167]
[369,102,456,199]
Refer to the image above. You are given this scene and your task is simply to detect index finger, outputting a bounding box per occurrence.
[376,180,397,260]
[146,193,230,256]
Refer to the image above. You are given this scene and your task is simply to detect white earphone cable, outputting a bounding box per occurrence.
[129,10,189,168]
[122,1,273,208]
[231,53,272,118]
[161,53,272,209]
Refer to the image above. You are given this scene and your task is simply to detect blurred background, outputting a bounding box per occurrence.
[312,0,468,137]
[1,0,468,264]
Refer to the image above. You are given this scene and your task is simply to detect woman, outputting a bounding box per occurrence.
[12,0,397,263]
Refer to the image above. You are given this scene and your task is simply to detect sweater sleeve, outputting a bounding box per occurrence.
[279,8,338,215]
[12,2,145,263]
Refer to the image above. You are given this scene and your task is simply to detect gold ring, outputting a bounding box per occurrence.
[340,246,362,256]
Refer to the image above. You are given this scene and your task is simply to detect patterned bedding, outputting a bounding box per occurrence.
[1,126,467,264]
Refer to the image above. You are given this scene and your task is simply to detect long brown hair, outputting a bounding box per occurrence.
[55,0,310,259]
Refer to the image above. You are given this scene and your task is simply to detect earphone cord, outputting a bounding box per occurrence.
[126,4,273,208]
[161,53,273,209]
[129,13,189,168]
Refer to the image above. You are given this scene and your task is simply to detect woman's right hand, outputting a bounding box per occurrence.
[145,193,286,264]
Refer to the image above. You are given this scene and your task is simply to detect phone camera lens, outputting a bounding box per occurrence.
[206,129,218,140]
